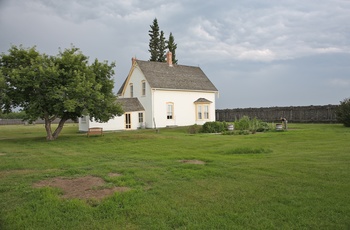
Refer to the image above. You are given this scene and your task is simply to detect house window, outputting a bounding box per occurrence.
[196,104,210,120]
[204,105,209,119]
[130,83,133,97]
[125,113,131,129]
[141,81,146,96]
[167,103,174,119]
[197,106,202,119]
[138,112,144,123]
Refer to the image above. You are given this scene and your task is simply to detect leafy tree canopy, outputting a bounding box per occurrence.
[336,97,350,127]
[0,45,123,140]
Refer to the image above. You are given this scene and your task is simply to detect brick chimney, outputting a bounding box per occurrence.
[132,57,137,65]
[166,51,173,67]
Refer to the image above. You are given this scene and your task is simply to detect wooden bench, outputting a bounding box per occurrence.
[87,127,103,137]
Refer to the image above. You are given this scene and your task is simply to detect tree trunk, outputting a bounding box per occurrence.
[44,118,54,141]
[52,118,67,140]
[44,114,67,141]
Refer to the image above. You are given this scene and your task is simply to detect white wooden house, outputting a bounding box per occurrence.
[79,52,218,131]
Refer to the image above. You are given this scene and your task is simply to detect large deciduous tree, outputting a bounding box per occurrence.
[0,45,123,140]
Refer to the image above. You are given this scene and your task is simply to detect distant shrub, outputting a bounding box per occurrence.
[201,118,270,134]
[234,116,270,133]
[222,131,235,135]
[202,121,227,133]
[238,130,250,135]
[256,121,270,132]
[336,97,350,127]
[0,111,26,119]
[188,124,202,134]
[235,116,250,131]
[249,117,260,133]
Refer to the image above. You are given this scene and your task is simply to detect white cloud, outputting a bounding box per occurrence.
[1,0,350,108]
[238,49,276,62]
[330,78,350,88]
[192,25,216,41]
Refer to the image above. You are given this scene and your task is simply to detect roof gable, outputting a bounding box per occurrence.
[194,98,213,103]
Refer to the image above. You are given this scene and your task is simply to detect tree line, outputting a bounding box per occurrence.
[0,111,26,119]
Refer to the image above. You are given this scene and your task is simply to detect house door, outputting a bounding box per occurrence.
[125,113,131,129]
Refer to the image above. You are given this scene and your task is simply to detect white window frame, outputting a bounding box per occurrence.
[198,105,202,120]
[141,81,146,96]
[166,102,174,120]
[130,83,133,98]
[138,112,144,123]
[125,113,131,129]
[204,105,209,119]
[196,104,210,120]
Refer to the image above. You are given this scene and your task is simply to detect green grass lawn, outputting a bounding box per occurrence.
[0,123,349,229]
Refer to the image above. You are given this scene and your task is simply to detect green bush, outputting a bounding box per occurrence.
[222,131,235,135]
[256,121,270,132]
[235,116,250,131]
[0,111,26,119]
[249,117,260,133]
[238,130,250,135]
[234,116,270,133]
[201,118,270,134]
[202,121,227,133]
[187,124,202,134]
[336,98,350,127]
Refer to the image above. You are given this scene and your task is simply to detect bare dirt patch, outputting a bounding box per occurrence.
[179,160,206,165]
[0,153,6,156]
[33,176,130,200]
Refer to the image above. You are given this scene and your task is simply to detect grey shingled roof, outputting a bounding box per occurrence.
[194,98,213,103]
[117,98,144,112]
[118,60,218,94]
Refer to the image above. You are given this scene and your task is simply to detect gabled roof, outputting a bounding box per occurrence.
[118,60,218,95]
[117,98,144,112]
[194,98,213,103]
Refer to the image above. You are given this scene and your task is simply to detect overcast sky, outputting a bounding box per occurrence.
[1,0,349,109]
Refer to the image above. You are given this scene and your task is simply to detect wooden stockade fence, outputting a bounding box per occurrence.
[216,105,338,123]
[1,105,338,125]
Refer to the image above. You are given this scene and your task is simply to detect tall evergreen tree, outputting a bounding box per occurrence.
[148,18,160,61]
[167,32,178,64]
[158,30,166,62]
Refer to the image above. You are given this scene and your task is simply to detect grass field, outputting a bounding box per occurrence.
[0,123,349,229]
